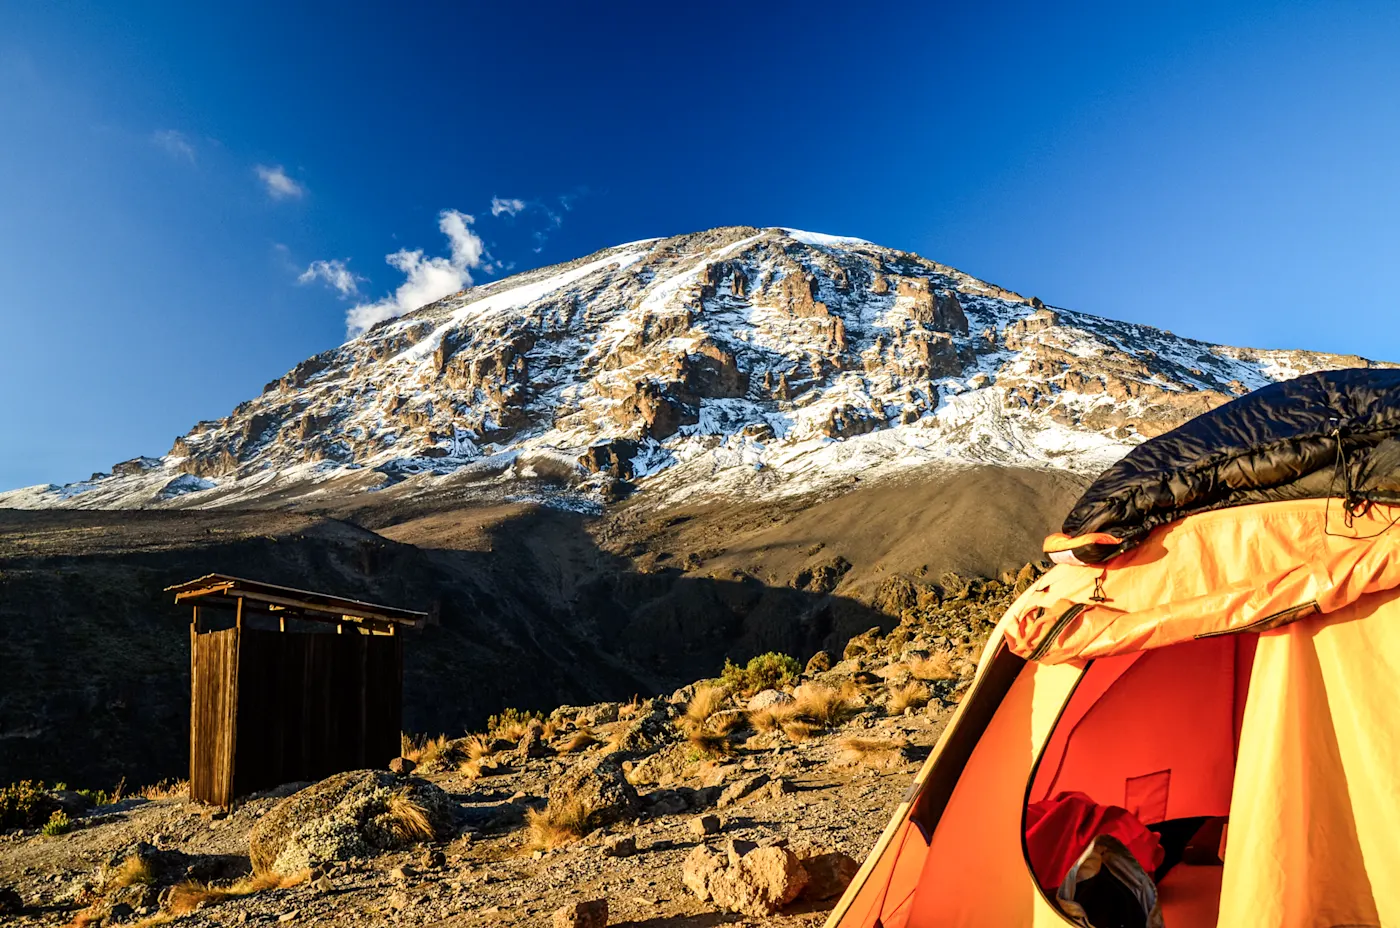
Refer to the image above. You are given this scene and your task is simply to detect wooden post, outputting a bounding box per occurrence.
[189,607,197,792]
[235,596,243,629]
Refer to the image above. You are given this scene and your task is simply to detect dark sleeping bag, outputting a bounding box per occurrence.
[1057,368,1400,565]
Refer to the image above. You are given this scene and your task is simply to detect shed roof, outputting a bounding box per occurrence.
[167,574,428,631]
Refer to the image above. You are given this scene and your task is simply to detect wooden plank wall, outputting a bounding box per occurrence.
[189,627,240,807]
[230,629,402,799]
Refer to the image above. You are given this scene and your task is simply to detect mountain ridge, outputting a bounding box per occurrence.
[3,225,1390,511]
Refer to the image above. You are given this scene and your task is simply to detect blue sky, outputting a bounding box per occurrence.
[3,1,1400,490]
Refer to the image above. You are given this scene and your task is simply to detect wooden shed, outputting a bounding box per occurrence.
[168,574,427,807]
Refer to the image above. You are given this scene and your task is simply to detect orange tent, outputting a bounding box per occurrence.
[826,496,1400,928]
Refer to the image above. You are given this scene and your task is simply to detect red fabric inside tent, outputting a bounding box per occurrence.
[1024,790,1164,890]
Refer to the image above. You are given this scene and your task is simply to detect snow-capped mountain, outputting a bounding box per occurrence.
[3,226,1390,510]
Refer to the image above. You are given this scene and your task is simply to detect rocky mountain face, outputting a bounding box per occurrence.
[4,226,1387,511]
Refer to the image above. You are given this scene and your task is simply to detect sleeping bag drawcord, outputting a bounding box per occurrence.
[1330,425,1369,528]
[1091,572,1109,603]
[1324,425,1400,539]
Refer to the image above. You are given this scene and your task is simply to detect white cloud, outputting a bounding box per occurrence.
[255,164,305,200]
[491,196,526,217]
[152,129,195,162]
[345,209,485,336]
[299,259,363,299]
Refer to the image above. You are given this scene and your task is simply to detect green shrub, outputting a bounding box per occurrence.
[719,652,801,696]
[41,810,71,836]
[0,780,60,831]
[77,788,112,808]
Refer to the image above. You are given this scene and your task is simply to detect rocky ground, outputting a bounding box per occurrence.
[0,574,1025,927]
[0,466,1070,791]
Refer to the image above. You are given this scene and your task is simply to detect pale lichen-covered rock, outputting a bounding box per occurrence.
[747,690,794,711]
[607,700,675,755]
[683,841,810,916]
[547,754,640,827]
[248,770,457,875]
[625,742,693,787]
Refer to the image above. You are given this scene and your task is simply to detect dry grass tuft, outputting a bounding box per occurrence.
[748,704,796,733]
[486,708,543,742]
[162,870,308,917]
[683,685,728,728]
[887,681,931,715]
[558,729,599,753]
[618,695,644,720]
[137,779,187,801]
[526,794,601,850]
[383,790,435,842]
[836,736,909,767]
[462,734,494,761]
[65,908,107,928]
[459,757,507,781]
[111,854,157,889]
[402,733,462,770]
[685,728,734,758]
[792,684,859,728]
[780,718,823,742]
[496,721,529,741]
[707,711,747,736]
[542,718,560,740]
[908,653,959,682]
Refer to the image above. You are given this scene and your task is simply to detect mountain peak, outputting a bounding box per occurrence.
[3,226,1391,510]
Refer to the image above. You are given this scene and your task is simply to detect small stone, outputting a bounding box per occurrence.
[388,756,417,776]
[690,813,721,836]
[603,835,636,857]
[805,650,834,674]
[419,849,446,870]
[762,777,795,801]
[312,874,333,893]
[532,850,545,860]
[390,865,415,881]
[108,902,135,921]
[552,898,608,928]
[277,912,297,923]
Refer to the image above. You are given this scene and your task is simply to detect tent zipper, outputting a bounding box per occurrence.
[1194,601,1319,639]
[1029,602,1087,661]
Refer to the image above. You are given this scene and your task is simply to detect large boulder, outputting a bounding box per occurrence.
[607,700,676,755]
[249,770,457,875]
[553,899,608,928]
[799,851,859,900]
[683,841,809,916]
[547,754,640,827]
